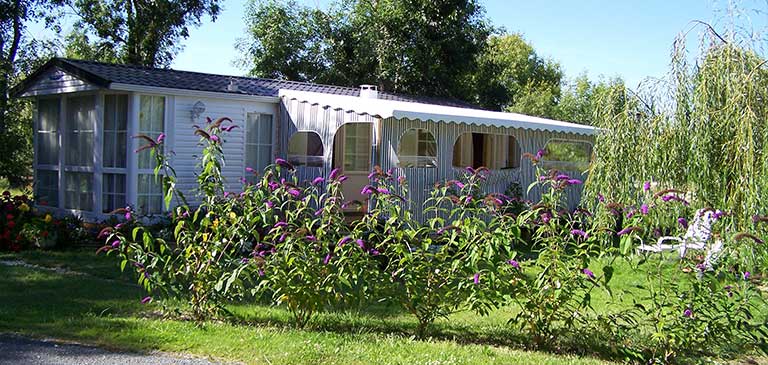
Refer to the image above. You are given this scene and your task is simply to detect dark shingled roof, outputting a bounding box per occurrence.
[14,58,481,109]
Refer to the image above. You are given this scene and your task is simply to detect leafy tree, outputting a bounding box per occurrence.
[472,33,563,114]
[555,73,625,125]
[0,0,62,185]
[239,0,494,100]
[66,0,222,67]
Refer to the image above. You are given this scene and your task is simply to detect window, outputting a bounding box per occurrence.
[102,173,126,213]
[35,170,59,207]
[65,95,95,167]
[138,95,164,169]
[398,129,437,168]
[138,174,163,215]
[245,113,273,175]
[341,123,370,172]
[103,95,128,168]
[452,133,521,169]
[64,172,93,211]
[37,98,59,166]
[541,140,592,171]
[288,131,323,167]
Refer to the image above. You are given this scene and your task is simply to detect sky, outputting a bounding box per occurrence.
[26,0,768,88]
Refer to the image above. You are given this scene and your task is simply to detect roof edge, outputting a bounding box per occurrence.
[10,58,112,98]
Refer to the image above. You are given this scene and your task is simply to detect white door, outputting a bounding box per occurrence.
[333,123,371,210]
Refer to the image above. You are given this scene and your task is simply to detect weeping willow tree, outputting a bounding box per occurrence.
[586,25,768,229]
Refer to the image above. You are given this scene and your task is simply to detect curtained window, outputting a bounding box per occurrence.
[288,131,323,167]
[452,133,521,169]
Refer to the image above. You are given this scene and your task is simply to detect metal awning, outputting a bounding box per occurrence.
[279,90,597,136]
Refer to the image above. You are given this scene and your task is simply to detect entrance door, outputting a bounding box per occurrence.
[333,123,371,209]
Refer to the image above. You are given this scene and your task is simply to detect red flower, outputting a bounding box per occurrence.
[41,231,49,238]
[6,214,13,220]
[7,221,15,229]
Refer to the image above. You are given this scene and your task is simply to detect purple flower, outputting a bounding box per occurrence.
[314,209,323,216]
[210,135,220,143]
[323,253,332,265]
[268,182,279,191]
[465,166,476,174]
[278,233,287,242]
[555,173,570,181]
[111,240,120,249]
[473,273,480,284]
[744,272,751,280]
[640,204,649,215]
[376,187,390,194]
[258,269,265,277]
[275,158,294,170]
[598,194,605,203]
[367,171,378,180]
[617,227,637,236]
[141,296,152,304]
[360,185,376,195]
[125,211,132,220]
[714,210,724,219]
[115,223,124,229]
[583,268,595,279]
[507,259,520,269]
[369,249,380,256]
[265,201,274,209]
[287,188,301,198]
[338,236,352,247]
[246,167,255,173]
[683,309,692,317]
[157,133,166,144]
[570,229,588,238]
[223,191,230,198]
[643,181,651,192]
[306,235,317,242]
[626,210,635,219]
[464,195,473,204]
[566,179,582,185]
[273,221,287,229]
[541,212,551,224]
[678,217,688,229]
[329,168,341,180]
[339,176,349,183]
[311,176,325,185]
[222,125,239,132]
[535,149,546,160]
[356,239,365,249]
[397,176,406,185]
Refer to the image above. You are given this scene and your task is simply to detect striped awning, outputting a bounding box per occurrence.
[279,90,596,136]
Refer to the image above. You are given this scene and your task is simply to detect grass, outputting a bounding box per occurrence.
[0,248,619,365]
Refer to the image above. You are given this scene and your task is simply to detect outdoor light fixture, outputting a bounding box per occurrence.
[191,100,206,119]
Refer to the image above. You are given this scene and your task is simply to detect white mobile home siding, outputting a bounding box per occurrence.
[173,96,279,206]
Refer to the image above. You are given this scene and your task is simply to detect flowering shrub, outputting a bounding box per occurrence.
[0,191,62,251]
[254,163,380,327]
[103,118,256,320]
[355,167,518,335]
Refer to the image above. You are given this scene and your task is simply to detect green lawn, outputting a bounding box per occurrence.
[0,249,618,365]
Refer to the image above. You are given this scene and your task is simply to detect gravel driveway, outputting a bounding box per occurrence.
[0,334,227,365]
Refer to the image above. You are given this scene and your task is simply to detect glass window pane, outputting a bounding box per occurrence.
[102,173,126,213]
[65,96,95,167]
[64,172,93,211]
[542,140,592,171]
[138,173,163,215]
[288,132,323,167]
[103,95,128,169]
[257,115,273,144]
[35,170,59,207]
[398,128,436,168]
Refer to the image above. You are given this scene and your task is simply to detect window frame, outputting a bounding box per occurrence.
[340,123,371,173]
[244,112,275,181]
[135,94,167,215]
[540,138,593,171]
[451,132,521,170]
[397,128,438,168]
[34,96,61,208]
[287,130,324,167]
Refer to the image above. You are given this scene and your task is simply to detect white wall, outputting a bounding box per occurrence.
[173,96,278,205]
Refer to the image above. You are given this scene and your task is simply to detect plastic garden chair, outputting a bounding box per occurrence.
[637,209,716,258]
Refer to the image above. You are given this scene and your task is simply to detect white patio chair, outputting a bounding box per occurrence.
[637,209,716,258]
